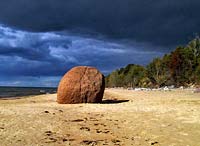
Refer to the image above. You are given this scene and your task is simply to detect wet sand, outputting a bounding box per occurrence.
[0,89,200,146]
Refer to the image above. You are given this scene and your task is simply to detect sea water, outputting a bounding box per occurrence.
[0,86,57,98]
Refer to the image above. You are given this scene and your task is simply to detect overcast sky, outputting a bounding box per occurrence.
[0,0,199,87]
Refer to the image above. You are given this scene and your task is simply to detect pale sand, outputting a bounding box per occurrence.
[0,89,200,146]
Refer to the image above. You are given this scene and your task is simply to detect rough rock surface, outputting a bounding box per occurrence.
[57,66,105,104]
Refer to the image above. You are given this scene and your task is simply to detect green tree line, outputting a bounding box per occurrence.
[106,37,200,88]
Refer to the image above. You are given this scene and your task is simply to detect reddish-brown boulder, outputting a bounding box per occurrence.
[57,66,105,104]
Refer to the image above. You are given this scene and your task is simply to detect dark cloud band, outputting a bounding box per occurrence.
[0,24,164,78]
[0,0,199,46]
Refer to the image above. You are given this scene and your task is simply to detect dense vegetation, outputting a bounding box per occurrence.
[106,37,200,88]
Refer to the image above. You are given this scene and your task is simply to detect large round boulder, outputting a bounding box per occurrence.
[57,66,105,104]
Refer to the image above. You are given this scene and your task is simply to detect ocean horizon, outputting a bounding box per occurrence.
[0,86,57,98]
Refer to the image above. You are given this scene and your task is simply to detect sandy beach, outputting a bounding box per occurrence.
[0,89,200,146]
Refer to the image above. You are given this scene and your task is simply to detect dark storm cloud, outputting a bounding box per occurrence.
[0,24,164,78]
[0,0,199,47]
[0,1,199,86]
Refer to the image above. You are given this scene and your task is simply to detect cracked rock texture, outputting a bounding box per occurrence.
[57,66,105,104]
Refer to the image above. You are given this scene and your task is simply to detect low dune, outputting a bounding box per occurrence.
[0,89,200,146]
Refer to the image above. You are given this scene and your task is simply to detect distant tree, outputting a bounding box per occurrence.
[124,65,146,88]
[187,36,200,58]
[147,57,169,87]
[195,66,200,84]
[106,70,124,87]
[105,37,200,88]
[169,47,184,85]
[109,71,119,87]
[186,37,200,83]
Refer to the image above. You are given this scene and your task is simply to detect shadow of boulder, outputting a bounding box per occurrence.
[101,99,129,104]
